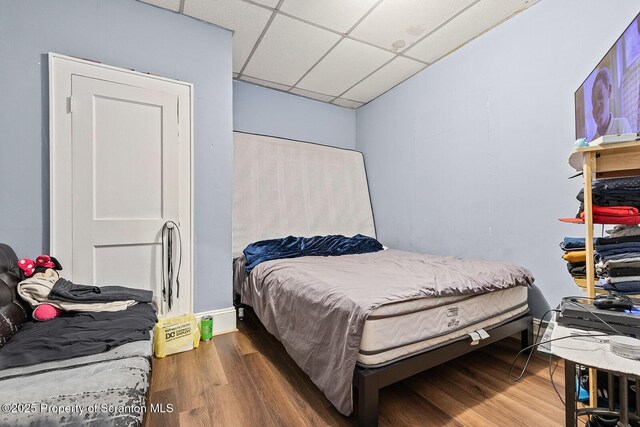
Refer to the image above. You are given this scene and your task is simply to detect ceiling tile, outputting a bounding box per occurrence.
[350,0,475,53]
[404,0,534,64]
[289,88,336,102]
[332,98,364,109]
[279,0,379,33]
[252,0,279,8]
[297,38,394,97]
[139,0,180,12]
[183,0,272,73]
[343,56,425,102]
[243,14,341,86]
[240,75,292,91]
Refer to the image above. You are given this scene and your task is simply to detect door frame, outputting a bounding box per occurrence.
[49,52,194,314]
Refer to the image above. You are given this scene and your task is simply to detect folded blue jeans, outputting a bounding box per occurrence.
[560,237,586,251]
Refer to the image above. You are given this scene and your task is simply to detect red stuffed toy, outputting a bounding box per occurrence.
[18,255,64,321]
[18,255,62,279]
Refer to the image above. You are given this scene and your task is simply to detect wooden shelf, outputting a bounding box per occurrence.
[573,139,640,152]
[569,140,640,179]
[568,140,640,408]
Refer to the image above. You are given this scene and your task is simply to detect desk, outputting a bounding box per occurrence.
[549,323,640,426]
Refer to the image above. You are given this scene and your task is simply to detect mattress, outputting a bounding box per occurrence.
[235,253,530,368]
[358,286,528,367]
[234,250,533,414]
[0,356,150,426]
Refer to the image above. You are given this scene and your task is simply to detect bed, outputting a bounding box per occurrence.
[232,132,533,426]
[0,243,155,426]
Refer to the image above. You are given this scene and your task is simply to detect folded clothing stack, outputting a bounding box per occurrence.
[575,177,640,225]
[560,237,595,281]
[578,176,640,208]
[595,225,640,293]
[580,206,640,225]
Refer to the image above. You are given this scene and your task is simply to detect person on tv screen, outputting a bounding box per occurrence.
[591,67,631,141]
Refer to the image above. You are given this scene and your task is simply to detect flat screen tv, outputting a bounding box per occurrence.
[575,13,640,142]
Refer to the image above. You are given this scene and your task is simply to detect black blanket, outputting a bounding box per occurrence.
[0,303,156,370]
[49,278,153,303]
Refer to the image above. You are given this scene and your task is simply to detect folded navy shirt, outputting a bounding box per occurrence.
[603,280,640,293]
[595,235,640,246]
[244,234,384,272]
[595,243,640,257]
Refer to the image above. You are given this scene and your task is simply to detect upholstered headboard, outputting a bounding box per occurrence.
[232,132,376,257]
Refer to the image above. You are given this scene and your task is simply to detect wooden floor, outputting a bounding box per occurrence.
[145,311,566,426]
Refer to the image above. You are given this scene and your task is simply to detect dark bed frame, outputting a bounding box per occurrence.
[353,313,533,426]
[235,294,532,427]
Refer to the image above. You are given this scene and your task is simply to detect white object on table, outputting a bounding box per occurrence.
[550,322,640,375]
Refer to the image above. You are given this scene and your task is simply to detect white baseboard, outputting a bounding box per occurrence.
[533,317,541,341]
[533,317,556,344]
[195,306,237,335]
[512,317,544,343]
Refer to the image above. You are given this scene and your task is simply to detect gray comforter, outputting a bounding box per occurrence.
[235,249,533,415]
[0,340,152,426]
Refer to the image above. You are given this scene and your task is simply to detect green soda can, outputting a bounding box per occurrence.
[200,316,213,341]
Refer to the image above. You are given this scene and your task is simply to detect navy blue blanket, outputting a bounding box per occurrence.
[244,234,383,272]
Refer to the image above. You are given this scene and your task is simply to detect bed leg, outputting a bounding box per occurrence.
[233,294,245,321]
[358,370,379,427]
[520,320,533,352]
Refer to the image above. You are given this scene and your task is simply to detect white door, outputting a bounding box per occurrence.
[50,54,192,317]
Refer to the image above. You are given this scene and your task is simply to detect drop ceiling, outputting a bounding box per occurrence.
[141,0,538,108]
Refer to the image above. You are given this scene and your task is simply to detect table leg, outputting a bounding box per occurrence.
[620,376,630,427]
[565,360,577,427]
[636,379,639,418]
[608,373,615,411]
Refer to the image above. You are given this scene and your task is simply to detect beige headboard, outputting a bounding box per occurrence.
[232,132,376,257]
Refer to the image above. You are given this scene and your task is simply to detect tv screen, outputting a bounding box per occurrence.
[575,13,640,142]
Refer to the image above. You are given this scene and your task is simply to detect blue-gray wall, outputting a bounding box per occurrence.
[356,0,640,318]
[0,0,233,313]
[233,81,356,149]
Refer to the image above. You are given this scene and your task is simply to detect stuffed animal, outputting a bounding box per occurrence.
[31,304,63,321]
[17,255,64,321]
[17,255,62,280]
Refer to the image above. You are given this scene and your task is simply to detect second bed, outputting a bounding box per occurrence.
[234,247,533,418]
[232,132,533,426]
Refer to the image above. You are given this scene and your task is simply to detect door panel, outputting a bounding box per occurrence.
[50,55,193,318]
[94,244,161,292]
[93,96,164,220]
[71,75,181,315]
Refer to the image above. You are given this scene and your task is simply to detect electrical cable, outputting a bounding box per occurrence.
[509,333,611,382]
[549,353,565,406]
[508,308,559,382]
[509,295,633,408]
[168,222,173,309]
[173,222,183,299]
[161,228,167,307]
[161,221,183,311]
